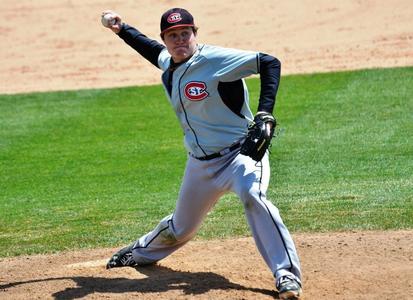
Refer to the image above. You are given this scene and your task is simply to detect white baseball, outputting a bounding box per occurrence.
[101,14,116,27]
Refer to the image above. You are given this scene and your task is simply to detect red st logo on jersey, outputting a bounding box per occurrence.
[184,81,209,101]
[167,13,182,23]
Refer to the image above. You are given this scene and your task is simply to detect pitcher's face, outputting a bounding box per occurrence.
[163,27,197,63]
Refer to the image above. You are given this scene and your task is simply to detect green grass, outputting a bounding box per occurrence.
[1,67,412,257]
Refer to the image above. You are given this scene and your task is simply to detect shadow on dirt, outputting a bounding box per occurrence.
[1,265,278,299]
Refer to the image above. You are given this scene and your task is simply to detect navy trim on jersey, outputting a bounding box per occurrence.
[218,80,246,119]
[162,59,191,96]
[176,46,208,156]
[257,158,294,273]
[118,24,166,68]
[258,53,281,113]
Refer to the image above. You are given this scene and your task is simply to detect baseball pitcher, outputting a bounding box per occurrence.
[101,8,302,300]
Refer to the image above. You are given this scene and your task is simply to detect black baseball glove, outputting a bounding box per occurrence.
[240,112,276,162]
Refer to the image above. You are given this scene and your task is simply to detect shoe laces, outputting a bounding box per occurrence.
[119,253,135,266]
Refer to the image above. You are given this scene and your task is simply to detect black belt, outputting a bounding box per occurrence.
[195,142,241,161]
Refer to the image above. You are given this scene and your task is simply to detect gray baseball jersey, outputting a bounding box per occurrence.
[158,44,257,157]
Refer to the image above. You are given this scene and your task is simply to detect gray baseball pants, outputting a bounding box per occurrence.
[131,148,301,282]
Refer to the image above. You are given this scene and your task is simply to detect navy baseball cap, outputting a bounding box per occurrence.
[160,8,196,37]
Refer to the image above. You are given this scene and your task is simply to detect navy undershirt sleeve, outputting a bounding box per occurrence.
[258,53,281,114]
[117,24,166,68]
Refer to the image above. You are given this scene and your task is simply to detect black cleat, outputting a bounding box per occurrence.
[106,244,137,269]
[277,275,302,300]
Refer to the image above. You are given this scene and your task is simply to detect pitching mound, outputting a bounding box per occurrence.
[1,231,412,299]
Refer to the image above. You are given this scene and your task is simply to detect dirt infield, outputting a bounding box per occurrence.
[1,231,412,299]
[1,0,413,299]
[1,0,413,94]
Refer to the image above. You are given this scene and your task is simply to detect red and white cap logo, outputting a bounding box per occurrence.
[167,13,182,23]
[184,81,209,101]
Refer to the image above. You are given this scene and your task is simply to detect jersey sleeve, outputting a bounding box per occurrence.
[208,46,259,82]
[257,53,281,113]
[206,46,281,114]
[117,24,166,68]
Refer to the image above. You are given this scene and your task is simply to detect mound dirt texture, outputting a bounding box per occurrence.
[1,232,412,299]
[1,0,413,299]
[1,0,413,94]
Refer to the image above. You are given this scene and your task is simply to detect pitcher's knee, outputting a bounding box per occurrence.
[157,217,196,244]
[158,226,179,245]
[239,187,261,210]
